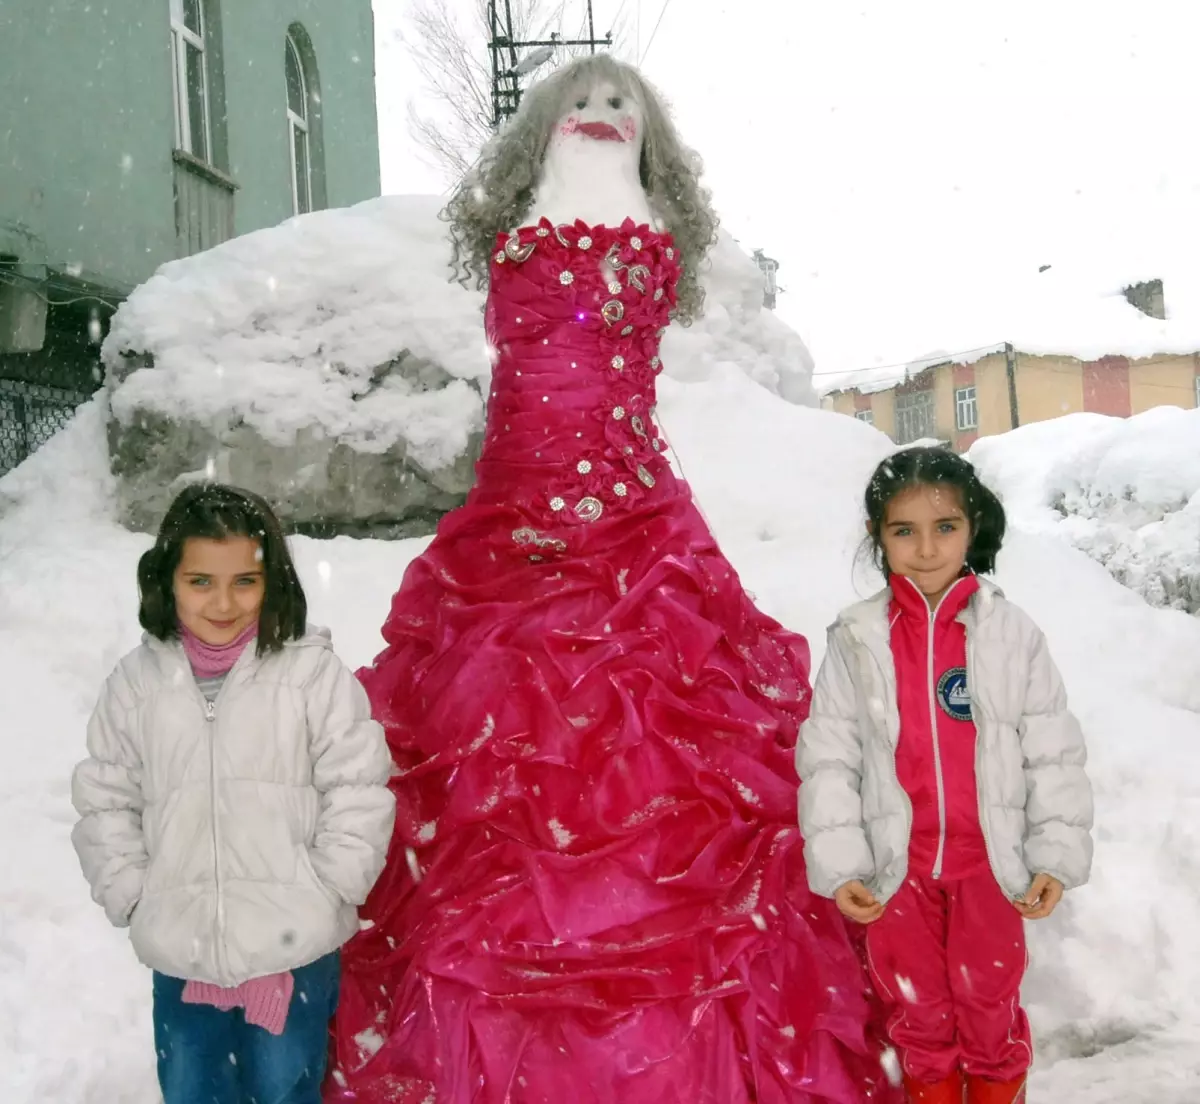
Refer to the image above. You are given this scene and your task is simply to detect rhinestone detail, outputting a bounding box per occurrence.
[631,236,643,250]
[654,287,664,300]
[577,460,592,474]
[575,497,603,522]
[536,226,550,237]
[621,325,634,337]
[578,236,593,250]
[608,281,623,295]
[637,465,656,488]
[614,482,628,497]
[612,406,626,420]
[549,497,566,511]
[559,270,575,286]
[611,355,625,370]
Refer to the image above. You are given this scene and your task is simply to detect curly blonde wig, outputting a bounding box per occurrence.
[444,54,718,324]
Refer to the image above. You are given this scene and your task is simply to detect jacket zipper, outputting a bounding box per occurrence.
[921,576,970,880]
[925,595,948,879]
[203,694,228,981]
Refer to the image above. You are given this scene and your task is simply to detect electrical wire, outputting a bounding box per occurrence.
[638,0,672,64]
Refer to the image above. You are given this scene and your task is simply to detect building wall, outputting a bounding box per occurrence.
[1018,353,1086,423]
[823,350,1200,448]
[824,391,855,417]
[932,364,957,441]
[0,0,179,292]
[974,353,1013,438]
[222,1,380,237]
[871,387,897,439]
[1129,353,1198,413]
[0,0,379,294]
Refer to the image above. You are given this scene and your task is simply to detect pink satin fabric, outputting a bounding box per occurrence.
[328,220,898,1103]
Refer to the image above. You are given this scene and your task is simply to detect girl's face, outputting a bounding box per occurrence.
[876,483,971,606]
[173,535,265,645]
[555,78,644,153]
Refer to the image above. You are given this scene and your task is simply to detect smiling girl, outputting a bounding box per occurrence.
[70,483,394,1104]
[797,447,1094,1103]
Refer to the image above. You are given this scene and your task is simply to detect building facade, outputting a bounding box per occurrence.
[0,0,381,473]
[824,347,1200,449]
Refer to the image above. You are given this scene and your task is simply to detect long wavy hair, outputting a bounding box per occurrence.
[444,54,718,324]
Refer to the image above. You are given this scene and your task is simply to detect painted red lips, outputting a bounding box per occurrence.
[574,121,625,142]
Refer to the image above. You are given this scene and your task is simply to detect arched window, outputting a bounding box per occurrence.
[285,26,326,215]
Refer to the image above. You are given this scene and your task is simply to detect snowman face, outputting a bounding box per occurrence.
[555,78,644,149]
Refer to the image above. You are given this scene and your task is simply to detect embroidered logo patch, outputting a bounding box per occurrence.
[936,667,972,721]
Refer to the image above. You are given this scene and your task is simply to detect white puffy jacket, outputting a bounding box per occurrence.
[71,627,396,986]
[797,580,1093,904]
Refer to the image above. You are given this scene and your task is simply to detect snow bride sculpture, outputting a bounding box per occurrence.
[328,55,895,1104]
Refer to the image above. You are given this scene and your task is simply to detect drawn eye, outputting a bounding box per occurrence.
[608,96,623,109]
[575,98,588,110]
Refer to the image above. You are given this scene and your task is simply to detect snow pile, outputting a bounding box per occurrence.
[971,407,1200,614]
[819,260,1200,396]
[105,196,816,472]
[105,196,489,472]
[662,233,816,405]
[3,373,1200,1101]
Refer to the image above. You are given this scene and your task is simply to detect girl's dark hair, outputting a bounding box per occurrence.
[138,483,307,654]
[863,446,1006,575]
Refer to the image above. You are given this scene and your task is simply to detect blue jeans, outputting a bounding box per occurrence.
[152,952,340,1104]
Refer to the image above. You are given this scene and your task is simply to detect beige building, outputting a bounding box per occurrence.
[821,281,1200,449]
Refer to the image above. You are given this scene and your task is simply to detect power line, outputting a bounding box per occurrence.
[638,0,672,65]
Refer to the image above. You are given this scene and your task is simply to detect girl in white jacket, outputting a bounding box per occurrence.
[71,483,396,1104]
[797,447,1093,1104]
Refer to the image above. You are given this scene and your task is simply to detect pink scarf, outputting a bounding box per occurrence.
[177,620,294,1034]
[179,621,258,677]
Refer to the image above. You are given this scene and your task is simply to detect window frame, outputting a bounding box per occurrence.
[169,0,213,163]
[955,384,979,431]
[894,387,936,444]
[854,408,875,426]
[285,32,312,216]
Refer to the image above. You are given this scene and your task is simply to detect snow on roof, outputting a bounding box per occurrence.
[104,195,818,473]
[819,260,1200,397]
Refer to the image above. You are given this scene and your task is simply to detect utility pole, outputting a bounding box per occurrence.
[488,0,612,129]
[1004,342,1020,429]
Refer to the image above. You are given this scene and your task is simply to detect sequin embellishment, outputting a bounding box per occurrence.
[575,497,603,522]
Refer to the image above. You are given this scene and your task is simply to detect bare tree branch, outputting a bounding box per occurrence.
[401,0,621,185]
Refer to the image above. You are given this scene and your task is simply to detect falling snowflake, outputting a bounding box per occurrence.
[547,818,576,849]
[354,1027,385,1057]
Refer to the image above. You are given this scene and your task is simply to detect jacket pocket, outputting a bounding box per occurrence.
[296,845,341,907]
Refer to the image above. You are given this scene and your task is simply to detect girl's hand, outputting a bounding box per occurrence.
[835,880,885,924]
[1015,873,1064,919]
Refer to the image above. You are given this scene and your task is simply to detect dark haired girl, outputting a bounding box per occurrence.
[797,447,1093,1104]
[70,483,395,1104]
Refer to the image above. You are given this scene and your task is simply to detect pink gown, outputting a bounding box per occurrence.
[328,219,897,1103]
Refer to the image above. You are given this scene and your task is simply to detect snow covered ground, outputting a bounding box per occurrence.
[2,373,1199,1101]
[970,406,1200,615]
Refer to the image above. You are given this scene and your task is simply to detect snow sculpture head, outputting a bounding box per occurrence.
[444,53,717,324]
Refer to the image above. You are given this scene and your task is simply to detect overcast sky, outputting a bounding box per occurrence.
[372,0,1200,380]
